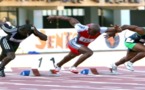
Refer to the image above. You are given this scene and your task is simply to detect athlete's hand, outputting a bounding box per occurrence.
[104,33,110,39]
[114,25,122,32]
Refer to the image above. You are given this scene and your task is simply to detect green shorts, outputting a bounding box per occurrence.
[124,42,136,50]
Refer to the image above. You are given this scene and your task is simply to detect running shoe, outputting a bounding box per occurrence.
[54,64,61,72]
[125,61,134,71]
[110,63,118,74]
[69,67,79,74]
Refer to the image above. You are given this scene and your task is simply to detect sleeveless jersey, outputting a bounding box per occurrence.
[74,23,107,46]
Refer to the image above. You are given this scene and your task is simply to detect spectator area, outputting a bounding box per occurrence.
[0,0,143,7]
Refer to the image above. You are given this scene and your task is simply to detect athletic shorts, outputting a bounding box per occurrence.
[67,38,83,55]
[0,37,20,54]
[124,42,136,50]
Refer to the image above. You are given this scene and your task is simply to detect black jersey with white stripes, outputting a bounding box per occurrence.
[0,23,33,43]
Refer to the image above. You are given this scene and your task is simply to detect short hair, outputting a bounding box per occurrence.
[91,24,100,31]
[19,24,34,31]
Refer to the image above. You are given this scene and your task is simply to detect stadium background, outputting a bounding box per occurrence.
[0,0,144,70]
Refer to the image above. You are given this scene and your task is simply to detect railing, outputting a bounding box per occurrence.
[0,0,144,8]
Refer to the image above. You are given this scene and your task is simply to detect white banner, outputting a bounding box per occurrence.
[0,29,135,54]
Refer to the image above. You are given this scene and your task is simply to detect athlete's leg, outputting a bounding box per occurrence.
[115,41,139,66]
[72,46,93,67]
[129,43,145,63]
[0,51,6,61]
[57,52,77,67]
[0,51,16,77]
[0,37,17,69]
[115,43,145,71]
[0,37,18,77]
[59,38,91,68]
[55,39,80,72]
[66,46,93,73]
[56,38,93,73]
[115,50,138,66]
[0,52,15,69]
[124,43,145,71]
[110,50,137,73]
[110,41,138,73]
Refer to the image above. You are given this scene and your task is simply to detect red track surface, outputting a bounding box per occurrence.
[1,66,145,90]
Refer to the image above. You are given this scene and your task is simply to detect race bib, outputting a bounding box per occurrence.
[125,38,134,43]
[79,37,94,43]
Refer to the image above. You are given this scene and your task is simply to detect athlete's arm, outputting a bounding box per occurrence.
[105,25,122,33]
[100,25,121,38]
[0,23,17,35]
[121,25,145,35]
[32,26,47,41]
[47,16,80,26]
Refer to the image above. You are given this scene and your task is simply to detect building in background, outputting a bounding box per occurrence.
[0,0,144,28]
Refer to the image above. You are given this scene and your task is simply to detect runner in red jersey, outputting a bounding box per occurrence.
[67,23,105,55]
[47,16,121,73]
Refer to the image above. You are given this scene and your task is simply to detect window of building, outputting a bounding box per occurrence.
[0,7,18,26]
[42,8,84,16]
[43,7,85,28]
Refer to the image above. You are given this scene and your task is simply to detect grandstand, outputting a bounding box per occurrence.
[0,0,143,6]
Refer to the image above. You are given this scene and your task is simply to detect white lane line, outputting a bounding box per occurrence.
[118,68,145,73]
[0,82,99,90]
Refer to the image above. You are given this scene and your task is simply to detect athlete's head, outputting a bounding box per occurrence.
[88,23,100,36]
[18,24,34,36]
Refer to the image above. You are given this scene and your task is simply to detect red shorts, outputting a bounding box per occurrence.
[67,43,80,55]
[68,39,82,55]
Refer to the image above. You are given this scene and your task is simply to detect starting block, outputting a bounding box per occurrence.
[20,69,40,76]
[20,70,30,76]
[80,68,99,75]
[20,68,60,77]
[29,69,41,76]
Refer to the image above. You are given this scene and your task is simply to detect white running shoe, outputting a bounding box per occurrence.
[110,63,118,74]
[54,65,61,72]
[125,61,134,71]
[69,67,79,74]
